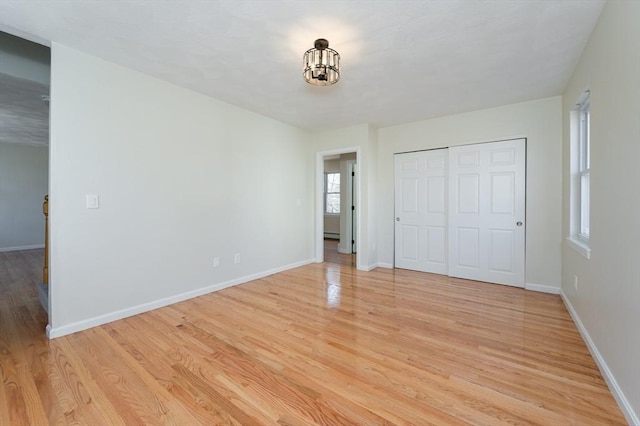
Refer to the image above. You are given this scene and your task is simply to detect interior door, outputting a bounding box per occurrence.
[448,139,526,287]
[350,163,357,253]
[394,149,448,274]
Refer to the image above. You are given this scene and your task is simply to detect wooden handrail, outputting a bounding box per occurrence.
[43,195,48,284]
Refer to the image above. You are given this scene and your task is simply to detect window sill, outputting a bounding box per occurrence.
[566,237,591,259]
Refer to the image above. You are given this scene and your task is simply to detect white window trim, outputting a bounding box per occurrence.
[567,90,591,259]
[578,97,590,240]
[566,236,591,259]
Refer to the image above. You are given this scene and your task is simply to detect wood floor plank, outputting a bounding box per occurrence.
[73,327,193,425]
[0,244,628,425]
[49,337,125,425]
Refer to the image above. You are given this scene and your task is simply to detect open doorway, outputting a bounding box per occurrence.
[322,155,356,266]
[315,148,359,267]
[0,31,51,330]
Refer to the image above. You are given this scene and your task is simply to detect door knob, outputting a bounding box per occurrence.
[516,221,523,226]
[396,217,400,222]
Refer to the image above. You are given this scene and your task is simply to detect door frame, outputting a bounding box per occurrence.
[340,160,357,254]
[315,147,360,265]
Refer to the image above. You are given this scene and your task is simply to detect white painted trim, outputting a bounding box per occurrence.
[343,159,357,255]
[525,282,561,294]
[47,258,314,339]
[566,237,591,259]
[360,262,394,271]
[561,290,639,426]
[359,263,378,272]
[0,244,45,252]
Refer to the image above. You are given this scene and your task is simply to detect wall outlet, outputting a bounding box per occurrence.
[573,275,578,291]
[234,253,241,264]
[213,257,220,268]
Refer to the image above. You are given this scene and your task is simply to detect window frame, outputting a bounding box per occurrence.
[324,172,341,215]
[567,89,591,259]
[578,96,590,242]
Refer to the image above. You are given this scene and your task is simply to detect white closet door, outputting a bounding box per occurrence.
[448,139,526,287]
[394,149,448,274]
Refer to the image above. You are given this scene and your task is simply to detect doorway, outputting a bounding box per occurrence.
[0,31,51,329]
[316,148,360,266]
[394,138,526,287]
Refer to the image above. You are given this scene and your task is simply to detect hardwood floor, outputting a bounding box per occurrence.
[323,239,355,266]
[0,247,627,425]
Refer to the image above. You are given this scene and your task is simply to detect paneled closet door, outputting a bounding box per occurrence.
[394,149,448,274]
[448,139,526,287]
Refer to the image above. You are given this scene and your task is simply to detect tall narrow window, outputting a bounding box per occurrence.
[578,95,590,239]
[325,172,340,214]
[568,89,591,259]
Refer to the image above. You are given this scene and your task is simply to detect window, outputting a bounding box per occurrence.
[325,172,340,214]
[578,96,590,239]
[567,90,591,258]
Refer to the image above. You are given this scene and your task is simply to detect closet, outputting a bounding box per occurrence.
[394,138,526,288]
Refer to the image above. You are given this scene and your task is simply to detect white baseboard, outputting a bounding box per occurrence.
[525,282,561,294]
[358,262,394,271]
[561,290,639,426]
[46,258,314,339]
[0,244,45,252]
[356,262,378,271]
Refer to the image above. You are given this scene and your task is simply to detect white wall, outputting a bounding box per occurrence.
[366,125,379,267]
[377,97,563,290]
[0,142,48,250]
[561,1,640,423]
[48,44,313,335]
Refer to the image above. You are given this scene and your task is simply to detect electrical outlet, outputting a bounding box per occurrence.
[573,275,578,291]
[234,253,241,264]
[213,257,220,268]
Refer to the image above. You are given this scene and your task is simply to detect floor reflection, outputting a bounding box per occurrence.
[323,238,356,267]
[325,265,341,307]
[323,239,355,309]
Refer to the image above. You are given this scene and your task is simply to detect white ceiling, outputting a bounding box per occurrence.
[0,0,605,130]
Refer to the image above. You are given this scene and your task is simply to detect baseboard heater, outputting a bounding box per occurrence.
[324,233,340,240]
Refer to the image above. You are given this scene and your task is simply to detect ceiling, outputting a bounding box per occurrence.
[0,0,605,131]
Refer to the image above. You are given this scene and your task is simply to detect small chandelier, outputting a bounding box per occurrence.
[303,38,340,86]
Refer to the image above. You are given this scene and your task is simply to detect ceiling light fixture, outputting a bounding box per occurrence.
[303,38,340,86]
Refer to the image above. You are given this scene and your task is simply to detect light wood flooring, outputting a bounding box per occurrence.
[323,239,355,267]
[0,246,627,425]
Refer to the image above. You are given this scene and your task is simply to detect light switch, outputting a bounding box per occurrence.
[86,194,99,209]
